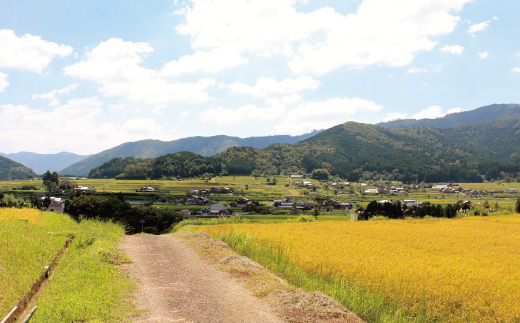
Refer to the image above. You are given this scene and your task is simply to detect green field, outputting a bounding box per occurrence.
[2,177,520,211]
[0,212,136,322]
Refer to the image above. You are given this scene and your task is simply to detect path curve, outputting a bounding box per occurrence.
[120,234,284,323]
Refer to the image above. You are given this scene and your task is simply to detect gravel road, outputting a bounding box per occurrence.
[120,234,284,323]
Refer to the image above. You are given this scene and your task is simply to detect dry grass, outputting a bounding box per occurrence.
[175,230,363,323]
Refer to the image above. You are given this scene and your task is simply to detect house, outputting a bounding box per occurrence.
[236,197,250,208]
[277,196,294,209]
[359,183,367,187]
[210,204,230,216]
[295,201,314,210]
[74,186,90,191]
[507,189,517,193]
[365,189,379,194]
[433,184,448,190]
[377,200,392,205]
[185,195,209,205]
[323,198,340,208]
[403,199,421,208]
[290,175,304,178]
[210,187,219,193]
[390,188,404,193]
[200,189,209,195]
[180,209,191,216]
[220,187,232,194]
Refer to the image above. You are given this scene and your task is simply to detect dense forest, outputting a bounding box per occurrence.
[0,155,37,181]
[88,115,520,183]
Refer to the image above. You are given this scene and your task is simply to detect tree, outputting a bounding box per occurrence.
[515,198,520,213]
[311,168,330,180]
[42,170,60,192]
[59,178,76,191]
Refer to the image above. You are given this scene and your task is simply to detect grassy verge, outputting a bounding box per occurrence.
[209,230,432,323]
[0,212,73,315]
[31,219,137,322]
[0,211,137,322]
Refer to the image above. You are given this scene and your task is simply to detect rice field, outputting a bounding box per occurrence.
[0,208,42,225]
[203,215,520,322]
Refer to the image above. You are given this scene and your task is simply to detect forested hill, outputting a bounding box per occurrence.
[0,151,90,174]
[89,116,520,183]
[378,104,520,129]
[0,155,37,181]
[61,131,320,176]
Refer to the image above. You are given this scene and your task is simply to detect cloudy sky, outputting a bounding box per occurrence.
[0,0,519,155]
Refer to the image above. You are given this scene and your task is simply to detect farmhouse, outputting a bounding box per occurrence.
[185,195,209,205]
[365,188,379,194]
[236,197,250,208]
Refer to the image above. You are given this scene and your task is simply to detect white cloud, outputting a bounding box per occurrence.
[512,67,520,74]
[468,20,490,35]
[271,97,382,135]
[176,0,471,75]
[412,106,443,119]
[0,72,8,92]
[441,45,464,55]
[180,110,191,117]
[199,103,286,126]
[151,104,167,115]
[0,99,169,154]
[265,94,302,106]
[412,105,461,120]
[447,107,462,114]
[32,83,79,106]
[384,112,408,122]
[108,103,125,110]
[160,48,247,76]
[478,51,489,59]
[407,67,428,74]
[0,29,73,74]
[64,38,216,104]
[227,77,320,97]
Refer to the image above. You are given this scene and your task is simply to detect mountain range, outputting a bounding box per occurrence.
[0,151,91,175]
[88,106,520,183]
[60,131,321,176]
[2,103,520,182]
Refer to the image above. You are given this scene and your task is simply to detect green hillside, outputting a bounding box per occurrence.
[0,155,38,181]
[89,115,520,183]
[63,132,319,176]
[0,151,90,174]
[379,103,520,129]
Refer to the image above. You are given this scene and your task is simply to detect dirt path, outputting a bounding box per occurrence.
[120,234,284,323]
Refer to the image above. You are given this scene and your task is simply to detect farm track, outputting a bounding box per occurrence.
[120,234,284,323]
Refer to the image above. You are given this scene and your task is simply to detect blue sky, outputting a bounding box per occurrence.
[0,0,519,155]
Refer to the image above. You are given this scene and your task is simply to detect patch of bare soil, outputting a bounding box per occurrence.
[177,231,364,323]
[120,234,283,323]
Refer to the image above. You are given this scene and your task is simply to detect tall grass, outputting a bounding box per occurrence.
[0,211,72,315]
[31,219,137,322]
[1,211,137,322]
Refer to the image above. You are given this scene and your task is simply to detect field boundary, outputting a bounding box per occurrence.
[1,234,75,323]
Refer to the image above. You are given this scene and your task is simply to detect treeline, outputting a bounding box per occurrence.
[88,116,520,183]
[358,201,469,220]
[64,192,184,234]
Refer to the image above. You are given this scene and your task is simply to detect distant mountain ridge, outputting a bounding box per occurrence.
[61,131,321,176]
[0,151,91,174]
[88,114,520,183]
[0,155,37,181]
[378,104,520,129]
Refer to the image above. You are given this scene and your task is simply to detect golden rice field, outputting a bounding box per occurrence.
[0,208,42,225]
[203,215,520,322]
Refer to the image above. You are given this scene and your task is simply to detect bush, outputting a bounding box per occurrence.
[296,215,316,222]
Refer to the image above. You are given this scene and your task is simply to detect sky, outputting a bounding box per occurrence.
[0,0,519,155]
